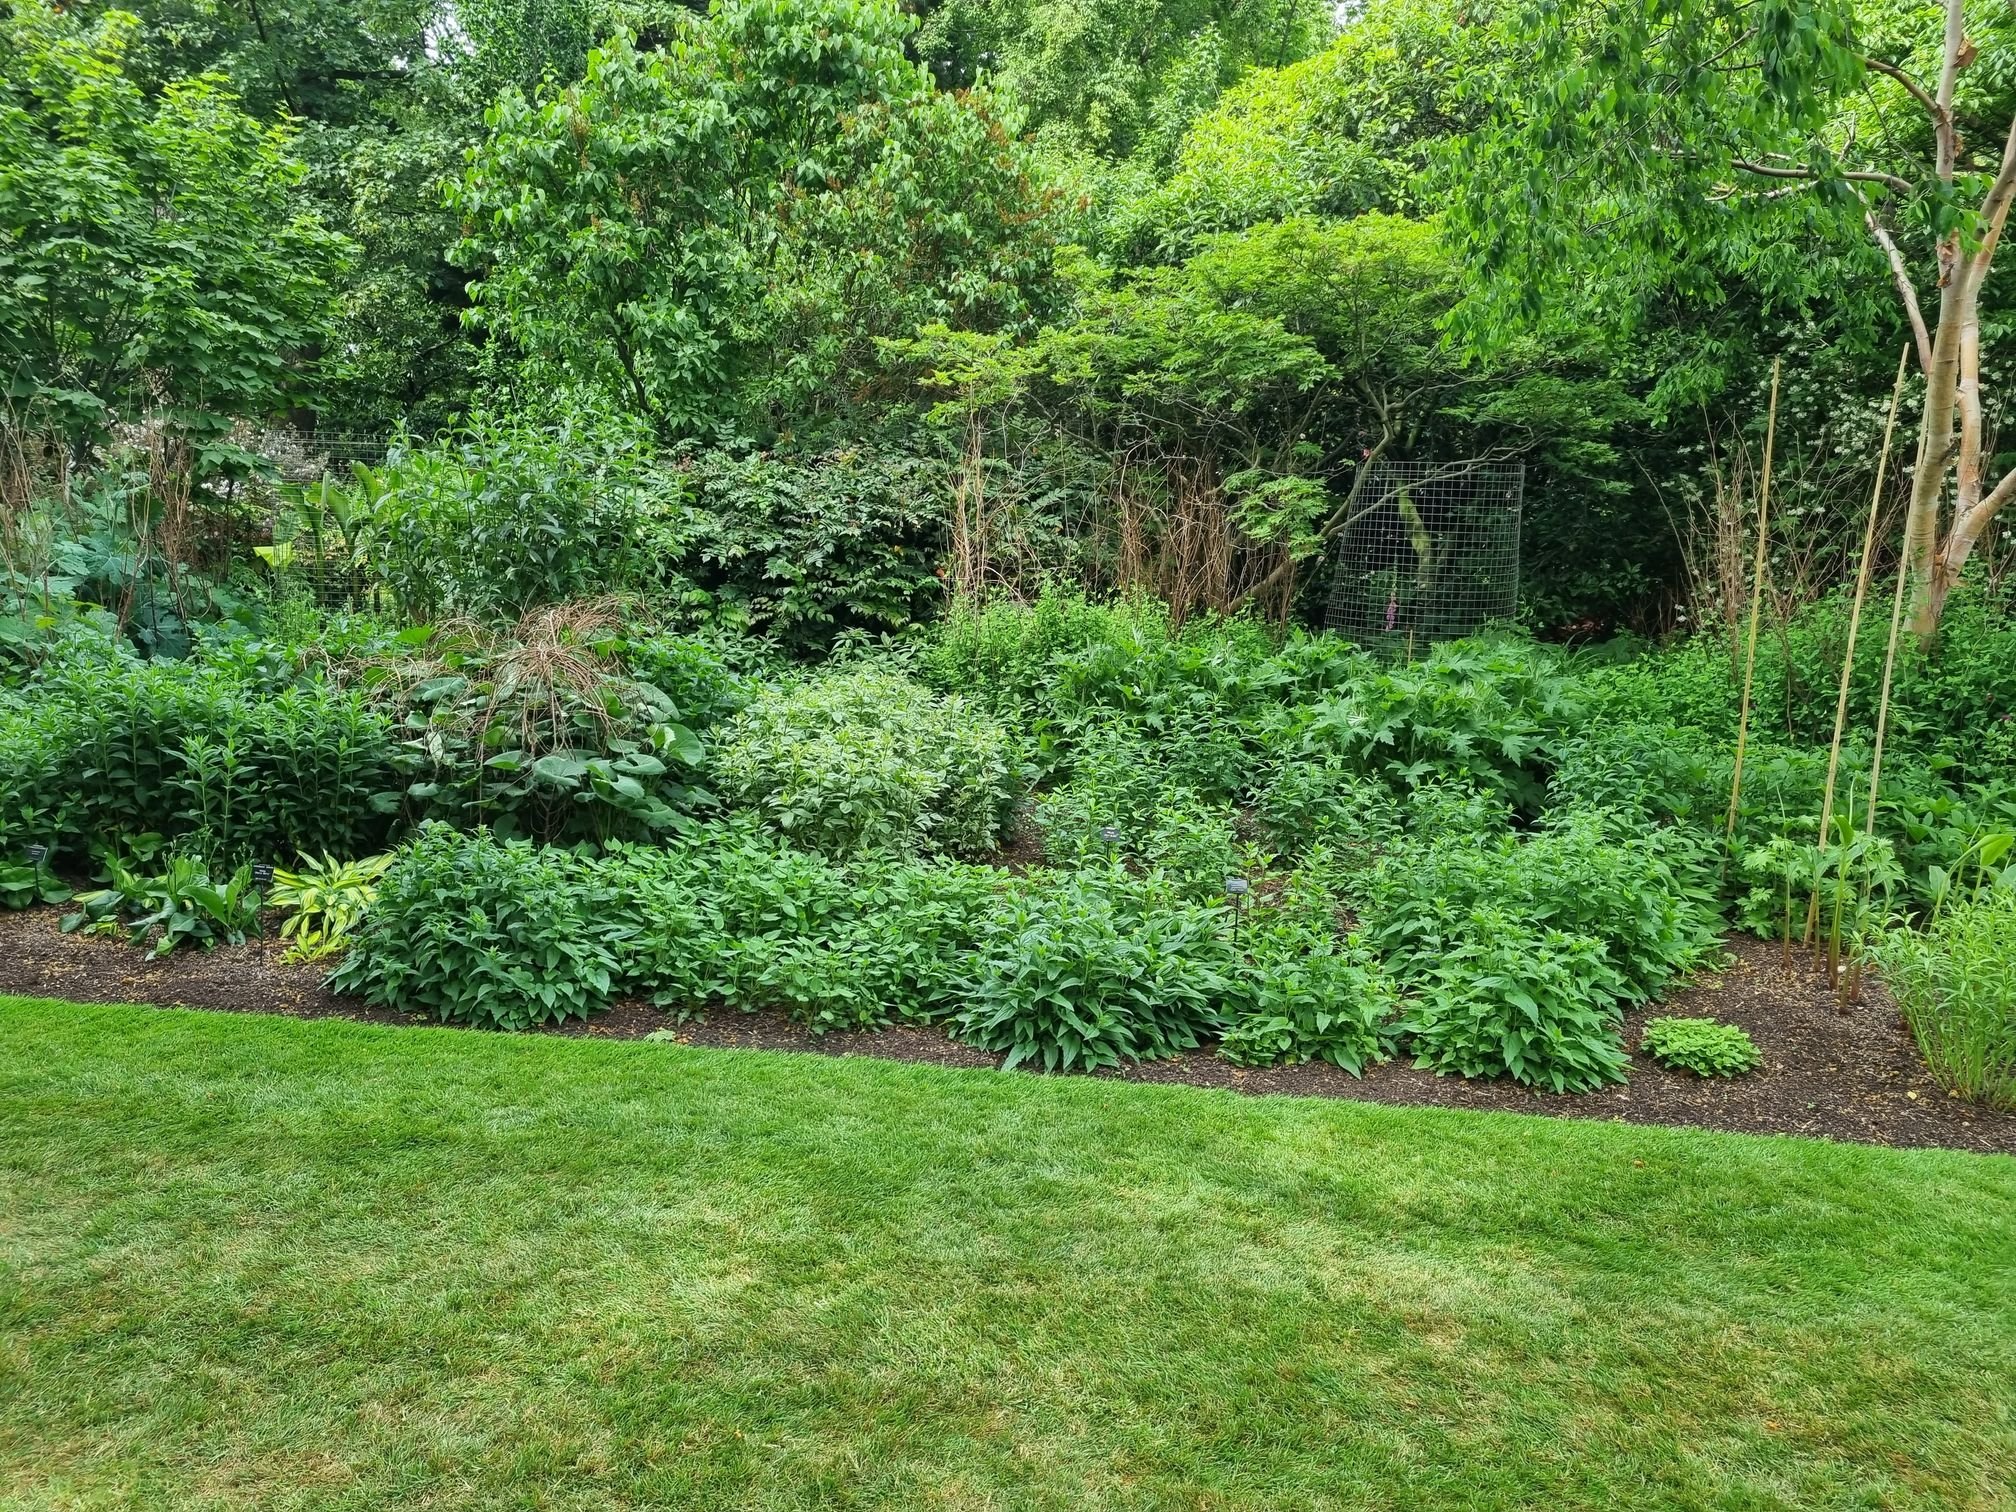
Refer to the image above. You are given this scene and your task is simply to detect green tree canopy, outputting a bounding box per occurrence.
[0,1,350,450]
[1108,0,1496,261]
[450,0,1062,444]
[1449,0,2016,632]
[911,0,1332,163]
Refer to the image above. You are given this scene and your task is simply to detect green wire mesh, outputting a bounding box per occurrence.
[1324,459,1523,656]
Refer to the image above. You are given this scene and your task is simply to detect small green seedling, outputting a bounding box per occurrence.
[1640,1016,1762,1077]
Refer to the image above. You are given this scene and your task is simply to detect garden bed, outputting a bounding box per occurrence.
[2,907,2006,1155]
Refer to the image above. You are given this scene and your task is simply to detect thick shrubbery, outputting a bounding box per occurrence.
[718,669,1013,857]
[1359,807,1721,1001]
[360,414,657,621]
[1219,879,1396,1071]
[365,609,716,844]
[0,655,397,866]
[330,825,618,1029]
[20,578,2014,1108]
[954,867,1234,1071]
[594,824,1003,1028]
[1397,909,1633,1092]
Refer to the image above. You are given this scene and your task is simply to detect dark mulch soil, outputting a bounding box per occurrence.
[1,909,2009,1155]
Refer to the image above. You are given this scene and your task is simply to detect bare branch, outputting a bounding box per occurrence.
[1864,210,1933,372]
[1858,55,1943,124]
[1731,158,1916,195]
[1935,0,1964,179]
[1966,111,2016,288]
[1971,460,2016,525]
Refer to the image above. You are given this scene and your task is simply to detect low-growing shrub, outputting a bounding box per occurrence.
[0,852,69,909]
[1259,638,1579,812]
[1399,779,1515,841]
[1546,721,1723,827]
[1639,1016,1763,1077]
[357,412,655,621]
[1397,909,1632,1092]
[1360,807,1721,1001]
[591,826,1003,1028]
[1253,756,1401,858]
[718,669,1012,856]
[955,867,1233,1071]
[329,825,618,1029]
[1219,887,1396,1071]
[1873,892,2016,1110]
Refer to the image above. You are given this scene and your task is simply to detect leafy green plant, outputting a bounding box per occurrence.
[1639,1017,1762,1078]
[659,448,952,650]
[328,826,618,1029]
[0,655,399,865]
[1261,639,1579,812]
[365,604,709,844]
[269,853,394,962]
[353,414,655,621]
[61,856,263,955]
[0,3,348,452]
[1219,885,1397,1071]
[1873,892,2016,1110]
[450,5,1057,444]
[1361,807,1721,1002]
[1397,909,1633,1093]
[718,669,1012,857]
[955,868,1233,1071]
[1254,755,1402,858]
[0,851,69,910]
[591,824,1004,1029]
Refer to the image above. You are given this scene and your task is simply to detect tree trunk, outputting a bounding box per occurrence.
[1901,269,1964,641]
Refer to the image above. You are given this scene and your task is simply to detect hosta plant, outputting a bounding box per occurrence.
[269,853,394,962]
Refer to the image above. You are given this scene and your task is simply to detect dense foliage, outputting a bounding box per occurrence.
[3,0,2014,1107]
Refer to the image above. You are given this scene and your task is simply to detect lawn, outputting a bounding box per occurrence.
[2,997,2012,1511]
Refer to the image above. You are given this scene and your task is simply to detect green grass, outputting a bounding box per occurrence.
[2,998,2012,1511]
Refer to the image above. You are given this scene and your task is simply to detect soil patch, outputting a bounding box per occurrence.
[0,910,2007,1155]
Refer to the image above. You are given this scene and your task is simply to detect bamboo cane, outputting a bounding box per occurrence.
[1865,431,1925,840]
[1725,359,1782,848]
[1852,410,1927,1007]
[1806,346,1911,961]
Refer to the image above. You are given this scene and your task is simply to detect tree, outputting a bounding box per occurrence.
[1452,0,2016,638]
[450,0,1061,444]
[910,0,1333,161]
[1107,0,1490,262]
[1027,214,1481,616]
[0,1,350,454]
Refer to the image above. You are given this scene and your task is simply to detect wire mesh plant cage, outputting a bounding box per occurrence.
[1324,459,1524,656]
[251,430,389,608]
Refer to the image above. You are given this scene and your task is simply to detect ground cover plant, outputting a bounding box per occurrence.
[2,999,2012,1509]
[1641,1016,1765,1077]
